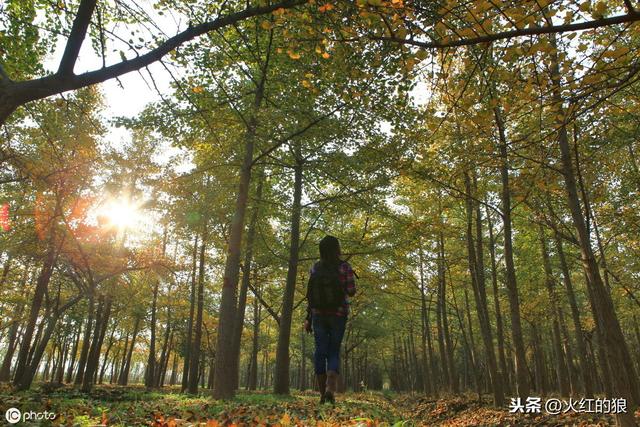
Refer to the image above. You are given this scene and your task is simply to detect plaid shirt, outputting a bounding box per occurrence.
[306,260,356,319]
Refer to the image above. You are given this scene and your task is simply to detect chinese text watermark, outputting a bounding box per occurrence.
[508,397,627,415]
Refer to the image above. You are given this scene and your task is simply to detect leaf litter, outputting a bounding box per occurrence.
[1,384,638,426]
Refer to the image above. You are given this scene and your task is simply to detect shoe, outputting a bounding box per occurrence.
[325,370,338,405]
[323,391,335,405]
[316,373,327,404]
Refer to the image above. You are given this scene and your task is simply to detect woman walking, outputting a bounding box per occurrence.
[304,235,357,404]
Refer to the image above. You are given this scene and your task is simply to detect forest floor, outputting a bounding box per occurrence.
[1,384,639,426]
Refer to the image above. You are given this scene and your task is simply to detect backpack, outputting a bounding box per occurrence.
[307,261,345,310]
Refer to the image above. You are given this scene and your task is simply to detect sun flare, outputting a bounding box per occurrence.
[102,198,142,230]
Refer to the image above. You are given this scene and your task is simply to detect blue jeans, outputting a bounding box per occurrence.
[312,314,347,374]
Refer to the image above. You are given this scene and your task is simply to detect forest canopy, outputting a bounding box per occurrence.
[1,0,640,426]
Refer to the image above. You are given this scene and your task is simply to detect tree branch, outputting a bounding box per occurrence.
[3,0,305,122]
[0,64,10,82]
[248,282,280,325]
[58,0,98,75]
[251,101,347,165]
[372,12,640,49]
[624,0,637,14]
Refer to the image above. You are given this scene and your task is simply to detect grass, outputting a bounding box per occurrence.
[0,383,408,426]
[3,383,635,426]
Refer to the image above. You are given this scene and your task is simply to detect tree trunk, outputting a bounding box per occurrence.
[162,331,174,386]
[0,298,24,381]
[557,306,577,395]
[82,297,112,392]
[462,284,481,397]
[486,206,510,394]
[584,272,614,396]
[187,226,207,394]
[0,257,11,288]
[418,243,434,395]
[116,332,129,385]
[75,291,95,385]
[109,347,120,384]
[169,350,179,386]
[451,283,479,397]
[119,315,140,386]
[98,324,116,384]
[274,149,303,395]
[633,316,640,370]
[182,234,199,392]
[27,315,46,369]
[42,346,53,382]
[55,338,69,384]
[553,226,593,398]
[16,314,61,390]
[531,323,548,395]
[576,135,640,402]
[230,169,264,390]
[549,35,639,423]
[539,225,570,396]
[12,243,57,386]
[212,46,269,399]
[436,233,450,391]
[248,277,260,391]
[493,104,530,399]
[145,280,159,388]
[300,326,307,390]
[65,321,81,383]
[438,231,458,393]
[15,293,81,390]
[156,324,172,387]
[464,172,504,405]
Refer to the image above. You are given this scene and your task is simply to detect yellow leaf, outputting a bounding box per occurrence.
[192,86,204,94]
[458,27,476,38]
[563,11,574,24]
[582,74,600,85]
[322,52,330,59]
[288,50,301,59]
[435,22,447,36]
[281,413,291,426]
[416,49,428,60]
[318,3,334,12]
[405,57,416,72]
[604,46,630,59]
[261,20,272,30]
[593,1,607,17]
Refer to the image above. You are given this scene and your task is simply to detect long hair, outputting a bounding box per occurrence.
[319,235,341,266]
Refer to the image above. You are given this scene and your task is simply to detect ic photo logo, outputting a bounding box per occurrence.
[5,407,56,424]
[5,408,21,424]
